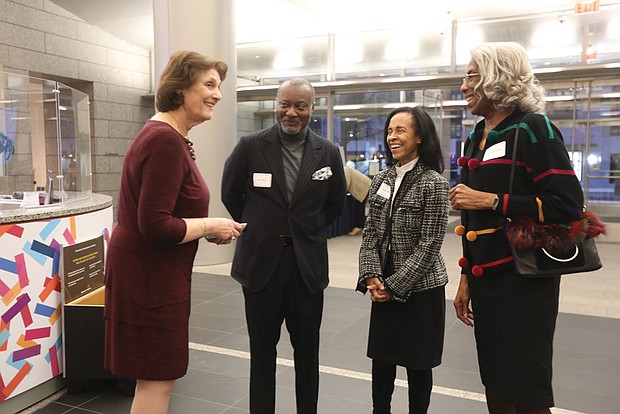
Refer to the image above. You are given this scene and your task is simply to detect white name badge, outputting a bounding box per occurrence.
[377,182,391,199]
[483,141,506,161]
[253,173,272,188]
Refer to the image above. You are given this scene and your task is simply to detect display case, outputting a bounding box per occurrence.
[1,70,92,215]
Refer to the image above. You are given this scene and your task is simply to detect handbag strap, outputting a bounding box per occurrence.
[508,113,533,195]
[507,114,588,220]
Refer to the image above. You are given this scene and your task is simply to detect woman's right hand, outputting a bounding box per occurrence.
[204,218,243,245]
[454,274,474,327]
[449,184,496,211]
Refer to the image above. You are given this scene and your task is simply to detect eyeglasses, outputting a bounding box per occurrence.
[462,73,480,84]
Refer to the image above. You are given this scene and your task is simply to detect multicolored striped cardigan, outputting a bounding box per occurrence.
[456,111,584,278]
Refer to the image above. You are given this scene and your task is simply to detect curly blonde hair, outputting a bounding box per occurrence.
[470,42,545,114]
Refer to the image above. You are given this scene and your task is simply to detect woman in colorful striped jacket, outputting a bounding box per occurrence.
[449,42,584,414]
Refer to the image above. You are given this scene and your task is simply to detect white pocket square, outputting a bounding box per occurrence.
[312,166,333,180]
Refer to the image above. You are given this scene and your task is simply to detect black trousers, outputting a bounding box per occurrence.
[243,246,324,414]
[372,359,433,414]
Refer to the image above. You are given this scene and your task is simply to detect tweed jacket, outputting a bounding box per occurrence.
[357,162,449,302]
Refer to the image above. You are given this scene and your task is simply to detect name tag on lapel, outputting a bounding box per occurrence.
[253,173,272,188]
[483,141,506,161]
[377,182,391,199]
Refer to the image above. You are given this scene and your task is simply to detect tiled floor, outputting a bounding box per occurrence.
[22,226,620,414]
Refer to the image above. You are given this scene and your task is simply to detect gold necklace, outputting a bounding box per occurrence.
[169,112,187,136]
[168,112,196,160]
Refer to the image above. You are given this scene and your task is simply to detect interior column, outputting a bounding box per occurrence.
[153,0,237,265]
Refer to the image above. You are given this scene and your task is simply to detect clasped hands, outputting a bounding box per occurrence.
[365,276,392,302]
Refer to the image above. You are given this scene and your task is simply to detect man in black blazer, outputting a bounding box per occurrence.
[222,78,346,413]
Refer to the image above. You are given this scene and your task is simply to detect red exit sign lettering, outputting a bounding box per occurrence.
[575,0,600,14]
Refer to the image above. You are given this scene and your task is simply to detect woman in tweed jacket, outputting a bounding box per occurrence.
[357,107,449,414]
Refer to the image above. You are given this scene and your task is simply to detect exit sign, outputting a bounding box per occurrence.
[575,0,600,14]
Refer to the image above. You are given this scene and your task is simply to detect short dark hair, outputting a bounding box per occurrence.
[156,50,228,112]
[384,106,444,173]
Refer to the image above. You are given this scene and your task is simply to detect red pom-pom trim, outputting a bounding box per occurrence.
[457,156,468,167]
[458,257,469,268]
[467,158,480,170]
[472,265,484,277]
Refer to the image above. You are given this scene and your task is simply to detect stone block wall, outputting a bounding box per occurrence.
[0,0,153,210]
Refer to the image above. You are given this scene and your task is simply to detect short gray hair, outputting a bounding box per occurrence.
[278,77,316,104]
[470,42,545,113]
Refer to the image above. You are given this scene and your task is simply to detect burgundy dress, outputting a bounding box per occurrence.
[104,120,209,380]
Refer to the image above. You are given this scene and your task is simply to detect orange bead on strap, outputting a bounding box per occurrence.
[466,231,478,242]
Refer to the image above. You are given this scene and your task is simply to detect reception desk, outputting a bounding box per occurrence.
[0,194,112,410]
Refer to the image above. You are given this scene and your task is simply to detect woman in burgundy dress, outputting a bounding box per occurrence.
[104,50,243,414]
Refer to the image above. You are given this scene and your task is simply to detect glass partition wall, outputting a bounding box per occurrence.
[237,5,620,84]
[0,71,92,213]
[237,74,620,220]
[236,5,620,220]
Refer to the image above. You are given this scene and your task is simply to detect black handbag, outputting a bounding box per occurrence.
[508,226,602,277]
[505,115,604,277]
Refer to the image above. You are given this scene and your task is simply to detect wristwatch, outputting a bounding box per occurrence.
[491,194,500,211]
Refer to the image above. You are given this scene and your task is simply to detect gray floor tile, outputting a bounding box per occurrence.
[21,403,74,414]
[22,234,620,414]
[189,312,247,333]
[187,351,249,379]
[203,331,251,351]
[173,370,249,407]
[189,326,232,344]
[77,388,132,412]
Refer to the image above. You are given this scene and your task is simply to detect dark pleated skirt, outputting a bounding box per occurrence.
[468,270,560,409]
[367,286,445,369]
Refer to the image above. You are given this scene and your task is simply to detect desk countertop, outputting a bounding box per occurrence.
[0,193,112,224]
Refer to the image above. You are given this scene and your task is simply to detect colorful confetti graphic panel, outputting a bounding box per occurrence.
[0,207,112,400]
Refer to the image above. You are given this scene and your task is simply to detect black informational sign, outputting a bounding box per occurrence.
[62,235,105,303]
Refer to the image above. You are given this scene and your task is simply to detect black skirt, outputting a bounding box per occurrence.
[367,286,445,369]
[468,270,560,409]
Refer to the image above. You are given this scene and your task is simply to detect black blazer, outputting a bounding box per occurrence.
[222,125,347,293]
